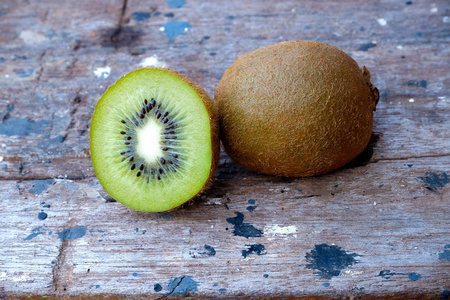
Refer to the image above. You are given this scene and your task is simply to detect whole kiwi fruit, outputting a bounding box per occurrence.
[215,40,379,177]
[90,68,219,212]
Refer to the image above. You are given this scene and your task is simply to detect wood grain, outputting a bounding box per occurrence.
[0,0,449,298]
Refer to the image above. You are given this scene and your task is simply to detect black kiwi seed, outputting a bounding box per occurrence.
[160,157,166,164]
[140,164,144,171]
[137,171,141,177]
[131,164,136,170]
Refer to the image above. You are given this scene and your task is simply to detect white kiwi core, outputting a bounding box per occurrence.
[135,118,164,164]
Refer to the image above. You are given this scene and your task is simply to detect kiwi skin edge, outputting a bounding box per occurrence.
[90,68,220,211]
[214,41,380,178]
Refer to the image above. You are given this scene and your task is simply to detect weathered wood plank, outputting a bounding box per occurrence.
[1,156,449,298]
[0,0,449,298]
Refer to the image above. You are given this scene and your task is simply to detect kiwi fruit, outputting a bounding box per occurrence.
[90,68,219,212]
[215,40,379,177]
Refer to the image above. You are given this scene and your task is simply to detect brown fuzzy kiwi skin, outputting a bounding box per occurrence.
[214,41,379,177]
[159,68,220,207]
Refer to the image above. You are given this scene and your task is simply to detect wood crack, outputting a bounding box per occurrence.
[110,0,128,49]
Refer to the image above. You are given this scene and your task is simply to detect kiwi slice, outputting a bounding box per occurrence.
[90,68,219,212]
[215,41,379,177]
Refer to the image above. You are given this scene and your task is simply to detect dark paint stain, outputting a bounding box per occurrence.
[377,270,404,279]
[29,179,54,195]
[358,42,377,51]
[38,212,48,220]
[15,68,34,78]
[408,272,422,281]
[167,0,185,8]
[218,288,227,293]
[406,1,413,4]
[305,244,359,279]
[408,80,427,88]
[439,244,450,261]
[0,116,49,136]
[226,212,263,238]
[132,12,151,22]
[56,225,87,241]
[263,274,269,278]
[417,172,449,191]
[165,12,174,17]
[24,226,46,241]
[242,244,266,258]
[154,283,163,292]
[189,244,216,258]
[100,26,141,48]
[166,275,198,296]
[162,21,191,41]
[246,205,256,212]
[248,199,256,204]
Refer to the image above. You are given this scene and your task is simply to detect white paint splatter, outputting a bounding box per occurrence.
[443,16,450,23]
[377,18,387,26]
[5,74,9,78]
[184,27,189,32]
[397,45,403,50]
[409,98,415,103]
[19,30,48,44]
[204,198,222,205]
[264,224,298,238]
[430,7,438,13]
[438,96,446,101]
[94,66,111,78]
[0,157,3,162]
[139,55,167,68]
[159,27,165,32]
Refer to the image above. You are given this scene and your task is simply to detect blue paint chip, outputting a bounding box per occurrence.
[56,225,87,241]
[248,199,256,204]
[0,116,49,136]
[29,179,54,195]
[154,283,163,292]
[132,272,139,277]
[305,244,359,279]
[218,288,227,293]
[417,172,449,191]
[263,274,269,278]
[38,212,48,220]
[323,282,330,287]
[166,275,198,296]
[439,244,450,261]
[408,272,421,281]
[132,12,151,22]
[167,0,185,8]
[24,226,46,241]
[15,68,34,78]
[242,244,266,258]
[161,21,192,41]
[226,212,263,238]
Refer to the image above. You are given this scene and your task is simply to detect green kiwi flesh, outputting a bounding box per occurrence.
[215,41,379,177]
[90,68,219,212]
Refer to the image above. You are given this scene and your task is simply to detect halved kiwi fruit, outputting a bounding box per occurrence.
[90,68,219,212]
[215,40,379,177]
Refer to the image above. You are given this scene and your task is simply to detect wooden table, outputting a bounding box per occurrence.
[1,0,449,298]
